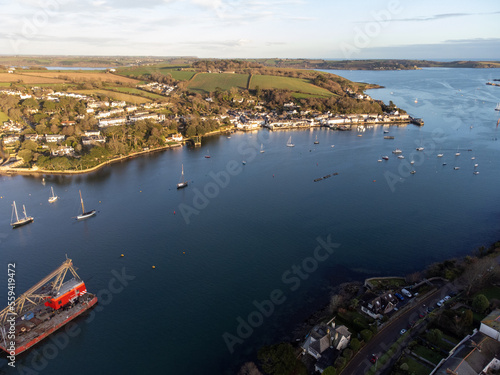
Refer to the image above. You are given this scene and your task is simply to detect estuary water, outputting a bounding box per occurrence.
[1,68,500,374]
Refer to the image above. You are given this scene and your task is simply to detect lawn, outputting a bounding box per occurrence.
[405,356,434,375]
[187,73,250,94]
[249,74,334,97]
[74,89,151,104]
[0,111,9,122]
[475,286,500,301]
[412,344,443,365]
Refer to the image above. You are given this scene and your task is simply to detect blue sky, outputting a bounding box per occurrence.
[0,0,499,59]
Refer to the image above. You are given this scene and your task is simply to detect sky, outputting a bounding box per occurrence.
[0,0,499,59]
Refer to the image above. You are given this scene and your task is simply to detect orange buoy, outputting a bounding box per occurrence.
[152,266,155,269]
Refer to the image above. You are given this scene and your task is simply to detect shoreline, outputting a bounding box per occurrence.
[0,143,182,176]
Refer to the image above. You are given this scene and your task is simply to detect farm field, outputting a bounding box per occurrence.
[0,73,68,84]
[187,73,249,94]
[0,111,9,122]
[74,89,151,104]
[20,72,140,84]
[117,65,195,81]
[249,74,334,97]
[110,87,166,100]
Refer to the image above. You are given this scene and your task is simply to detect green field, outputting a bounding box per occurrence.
[117,64,195,81]
[0,82,10,87]
[110,87,166,100]
[0,111,9,122]
[187,73,249,94]
[250,75,334,97]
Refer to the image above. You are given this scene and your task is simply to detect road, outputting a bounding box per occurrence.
[340,281,453,375]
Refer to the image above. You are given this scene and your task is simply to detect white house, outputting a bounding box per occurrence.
[480,310,500,341]
[45,134,66,143]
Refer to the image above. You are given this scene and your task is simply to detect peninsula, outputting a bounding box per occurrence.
[0,58,414,175]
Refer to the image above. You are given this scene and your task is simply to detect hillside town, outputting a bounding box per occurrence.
[0,85,419,173]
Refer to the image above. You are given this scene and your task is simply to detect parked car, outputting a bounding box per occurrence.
[427,306,435,313]
[395,293,404,301]
[437,299,444,307]
[370,354,378,364]
[400,329,407,335]
[444,295,451,301]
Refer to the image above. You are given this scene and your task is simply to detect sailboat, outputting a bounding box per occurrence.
[48,186,58,203]
[177,164,188,189]
[205,149,211,158]
[495,103,500,111]
[314,135,319,144]
[455,146,461,156]
[260,144,265,153]
[76,190,96,220]
[286,136,295,147]
[11,201,34,228]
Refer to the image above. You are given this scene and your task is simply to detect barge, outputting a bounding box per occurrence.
[0,258,97,356]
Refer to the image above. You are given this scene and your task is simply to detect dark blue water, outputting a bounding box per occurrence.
[1,68,500,374]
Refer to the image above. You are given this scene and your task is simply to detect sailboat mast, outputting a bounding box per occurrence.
[13,201,19,222]
[79,190,85,213]
[22,205,27,219]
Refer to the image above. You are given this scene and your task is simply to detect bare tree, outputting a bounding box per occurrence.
[237,362,263,375]
[459,257,500,296]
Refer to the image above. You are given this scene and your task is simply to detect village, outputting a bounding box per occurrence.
[0,84,421,172]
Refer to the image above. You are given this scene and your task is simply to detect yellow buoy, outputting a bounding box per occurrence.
[152,266,155,269]
[121,254,124,257]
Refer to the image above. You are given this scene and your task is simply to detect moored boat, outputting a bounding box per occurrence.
[76,190,96,220]
[10,201,34,228]
[48,186,58,203]
[177,164,188,189]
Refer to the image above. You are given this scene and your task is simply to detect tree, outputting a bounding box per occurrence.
[322,367,336,375]
[349,338,361,352]
[360,329,373,342]
[426,329,443,345]
[334,357,346,370]
[17,149,33,164]
[257,343,306,375]
[472,294,489,314]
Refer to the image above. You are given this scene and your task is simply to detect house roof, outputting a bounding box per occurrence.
[335,325,351,337]
[310,334,330,355]
[481,309,500,332]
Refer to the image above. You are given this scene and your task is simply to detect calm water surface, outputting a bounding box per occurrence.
[1,68,500,374]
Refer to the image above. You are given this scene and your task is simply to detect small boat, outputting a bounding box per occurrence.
[11,201,34,228]
[471,156,476,160]
[384,136,395,139]
[437,153,444,157]
[205,150,211,158]
[410,170,416,174]
[416,147,424,151]
[382,156,389,160]
[410,160,415,164]
[455,147,460,156]
[177,164,188,189]
[357,134,363,137]
[398,155,405,159]
[474,163,479,168]
[443,163,447,166]
[76,190,96,220]
[260,144,265,153]
[392,148,402,154]
[48,186,58,203]
[495,103,500,111]
[454,167,460,170]
[383,130,389,134]
[473,171,479,175]
[314,135,319,144]
[377,159,382,162]
[286,136,295,147]
[331,145,335,148]
[242,161,246,165]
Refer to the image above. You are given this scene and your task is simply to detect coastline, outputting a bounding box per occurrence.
[0,143,182,176]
